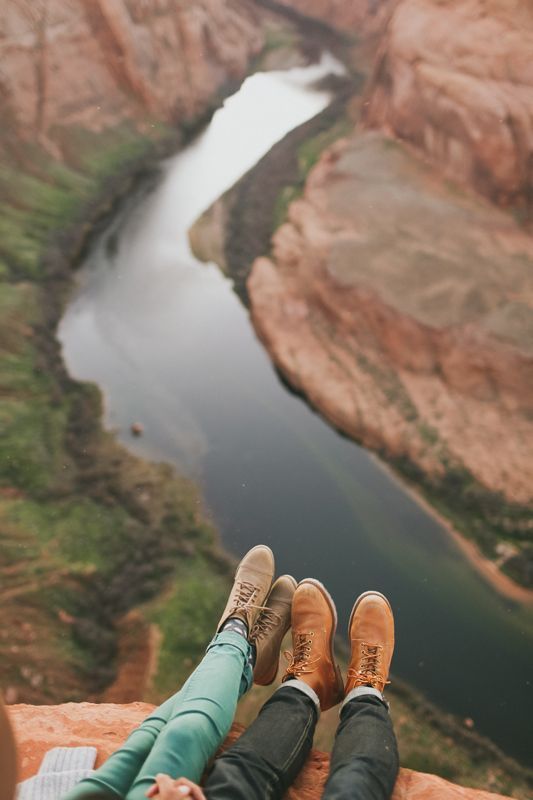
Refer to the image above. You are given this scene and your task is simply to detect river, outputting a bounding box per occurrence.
[58,54,533,765]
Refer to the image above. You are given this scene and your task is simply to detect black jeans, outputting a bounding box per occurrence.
[204,685,399,799]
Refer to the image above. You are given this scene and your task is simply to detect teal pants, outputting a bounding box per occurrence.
[63,631,252,800]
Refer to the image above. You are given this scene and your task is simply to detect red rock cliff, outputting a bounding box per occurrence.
[10,702,513,800]
[248,132,533,510]
[0,0,264,157]
[363,0,533,209]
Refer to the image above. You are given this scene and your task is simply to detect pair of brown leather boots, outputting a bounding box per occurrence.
[217,545,394,711]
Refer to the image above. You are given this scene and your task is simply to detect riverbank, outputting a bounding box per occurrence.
[374,455,533,606]
[190,110,533,596]
[0,0,354,706]
[0,26,265,705]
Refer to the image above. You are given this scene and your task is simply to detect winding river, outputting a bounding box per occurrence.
[58,55,533,764]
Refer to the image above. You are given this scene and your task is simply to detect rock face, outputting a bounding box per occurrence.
[10,702,512,799]
[0,0,264,155]
[274,0,396,33]
[248,132,533,506]
[363,0,533,210]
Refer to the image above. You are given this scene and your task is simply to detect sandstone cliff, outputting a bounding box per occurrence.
[0,0,264,158]
[10,703,516,800]
[363,0,533,211]
[273,0,533,213]
[246,130,533,581]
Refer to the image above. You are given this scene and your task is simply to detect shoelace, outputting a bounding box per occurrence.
[229,580,269,619]
[250,607,282,642]
[284,632,320,678]
[346,642,390,689]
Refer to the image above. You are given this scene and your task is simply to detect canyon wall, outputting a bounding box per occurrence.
[0,0,264,158]
[261,1,533,211]
[363,0,533,209]
[248,131,533,512]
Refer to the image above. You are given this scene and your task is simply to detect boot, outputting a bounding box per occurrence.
[217,545,275,633]
[345,591,394,695]
[282,579,343,711]
[251,575,297,685]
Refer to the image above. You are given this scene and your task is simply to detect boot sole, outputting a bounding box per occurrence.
[348,590,393,637]
[298,578,344,700]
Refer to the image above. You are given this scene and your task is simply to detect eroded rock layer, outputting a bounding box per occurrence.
[248,132,533,505]
[363,0,533,209]
[0,0,264,155]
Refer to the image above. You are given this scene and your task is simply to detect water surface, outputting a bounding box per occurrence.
[59,56,533,764]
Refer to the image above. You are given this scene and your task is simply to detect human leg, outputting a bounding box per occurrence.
[322,693,398,800]
[323,591,399,800]
[60,632,252,800]
[204,683,318,800]
[125,630,253,800]
[125,543,281,799]
[205,578,344,800]
[63,545,274,800]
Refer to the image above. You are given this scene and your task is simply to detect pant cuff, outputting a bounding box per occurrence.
[206,630,250,658]
[341,686,385,710]
[278,679,321,716]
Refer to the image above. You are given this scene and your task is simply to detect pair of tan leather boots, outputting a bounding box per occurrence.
[217,545,394,711]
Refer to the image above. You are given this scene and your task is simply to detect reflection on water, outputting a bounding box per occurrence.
[59,56,533,764]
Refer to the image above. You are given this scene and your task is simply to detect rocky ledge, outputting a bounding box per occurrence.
[10,702,512,799]
[249,132,533,508]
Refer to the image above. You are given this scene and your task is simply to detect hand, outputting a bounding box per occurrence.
[145,773,207,800]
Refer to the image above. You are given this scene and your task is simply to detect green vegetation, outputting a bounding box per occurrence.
[357,354,419,423]
[389,451,533,584]
[273,115,352,229]
[144,556,231,699]
[0,120,230,703]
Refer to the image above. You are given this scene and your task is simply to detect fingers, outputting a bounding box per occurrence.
[145,773,175,798]
[174,778,207,799]
[145,775,206,800]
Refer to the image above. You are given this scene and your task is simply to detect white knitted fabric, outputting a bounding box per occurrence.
[17,747,97,800]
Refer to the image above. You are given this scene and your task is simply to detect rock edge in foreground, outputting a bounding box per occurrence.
[10,702,511,799]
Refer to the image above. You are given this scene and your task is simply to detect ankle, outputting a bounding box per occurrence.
[279,678,321,713]
[221,617,249,639]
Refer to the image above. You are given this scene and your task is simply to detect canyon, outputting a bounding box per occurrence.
[1,0,532,795]
[220,0,533,584]
[0,0,275,709]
